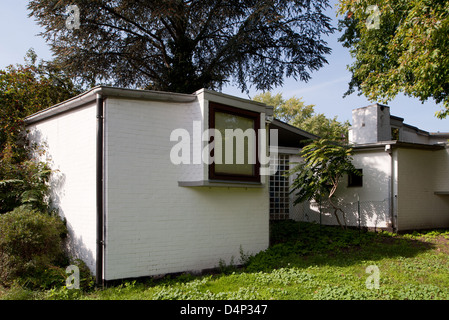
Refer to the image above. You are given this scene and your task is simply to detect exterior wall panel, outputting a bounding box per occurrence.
[27,104,98,273]
[103,98,269,280]
[396,147,449,230]
[290,149,393,230]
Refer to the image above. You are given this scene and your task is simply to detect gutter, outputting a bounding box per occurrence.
[386,145,396,232]
[352,140,446,151]
[96,93,105,286]
[25,85,197,125]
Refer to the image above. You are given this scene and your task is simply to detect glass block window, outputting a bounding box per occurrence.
[269,154,290,220]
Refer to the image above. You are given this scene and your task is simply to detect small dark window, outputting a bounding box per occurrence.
[391,127,400,140]
[348,169,363,187]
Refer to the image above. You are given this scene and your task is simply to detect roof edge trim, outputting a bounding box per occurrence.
[25,86,197,125]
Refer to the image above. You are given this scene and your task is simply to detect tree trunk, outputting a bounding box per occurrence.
[328,182,347,230]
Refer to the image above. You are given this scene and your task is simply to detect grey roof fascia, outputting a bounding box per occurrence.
[271,119,319,140]
[194,88,273,116]
[24,86,198,125]
[351,140,446,151]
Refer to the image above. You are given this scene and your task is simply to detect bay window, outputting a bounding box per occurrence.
[208,102,260,182]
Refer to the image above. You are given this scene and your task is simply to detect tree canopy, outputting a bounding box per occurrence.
[337,0,449,119]
[0,50,81,213]
[253,92,350,140]
[29,0,335,94]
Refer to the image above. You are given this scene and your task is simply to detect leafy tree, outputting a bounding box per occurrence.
[253,92,350,140]
[28,0,335,94]
[337,0,449,119]
[0,49,81,213]
[253,92,315,125]
[289,139,359,228]
[302,113,350,142]
[0,50,81,161]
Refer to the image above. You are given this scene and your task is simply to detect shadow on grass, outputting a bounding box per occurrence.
[99,220,438,291]
[241,220,435,273]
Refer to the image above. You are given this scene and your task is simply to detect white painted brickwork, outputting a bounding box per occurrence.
[396,147,449,230]
[104,98,269,280]
[27,104,98,273]
[290,151,392,230]
[334,150,392,229]
[26,89,270,281]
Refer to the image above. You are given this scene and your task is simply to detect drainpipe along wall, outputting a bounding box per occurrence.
[386,144,397,232]
[96,93,105,286]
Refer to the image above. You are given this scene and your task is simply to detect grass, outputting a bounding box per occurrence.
[2,220,449,300]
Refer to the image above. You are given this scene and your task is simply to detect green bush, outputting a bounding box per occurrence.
[0,207,68,288]
[0,159,52,214]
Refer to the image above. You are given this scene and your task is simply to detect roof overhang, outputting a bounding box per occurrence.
[351,140,447,152]
[269,119,318,148]
[25,86,276,125]
[24,86,315,150]
[24,86,199,125]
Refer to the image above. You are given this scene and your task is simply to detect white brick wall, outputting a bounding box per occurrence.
[396,147,449,230]
[290,149,393,230]
[26,90,270,281]
[27,104,98,273]
[292,145,449,231]
[103,98,269,280]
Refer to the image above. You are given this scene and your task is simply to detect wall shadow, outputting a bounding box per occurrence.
[27,128,96,275]
[252,220,436,271]
[294,154,394,231]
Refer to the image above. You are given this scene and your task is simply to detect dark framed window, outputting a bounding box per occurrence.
[348,169,363,187]
[208,102,260,182]
[391,127,400,140]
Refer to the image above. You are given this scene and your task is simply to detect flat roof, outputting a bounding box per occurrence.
[25,86,198,125]
[270,119,318,148]
[25,86,317,147]
[352,140,447,151]
[25,86,273,125]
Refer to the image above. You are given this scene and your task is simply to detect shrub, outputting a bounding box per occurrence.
[0,207,68,288]
[0,158,52,214]
[269,219,301,245]
[68,258,95,291]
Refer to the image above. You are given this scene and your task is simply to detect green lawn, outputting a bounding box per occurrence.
[2,220,449,300]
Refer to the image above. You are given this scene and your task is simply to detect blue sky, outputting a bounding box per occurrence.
[1,0,448,132]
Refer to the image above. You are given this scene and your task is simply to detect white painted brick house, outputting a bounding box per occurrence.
[27,84,446,284]
[25,86,313,284]
[291,104,449,232]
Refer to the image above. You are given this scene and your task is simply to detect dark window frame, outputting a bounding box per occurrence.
[208,102,260,182]
[391,127,400,140]
[348,169,363,187]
